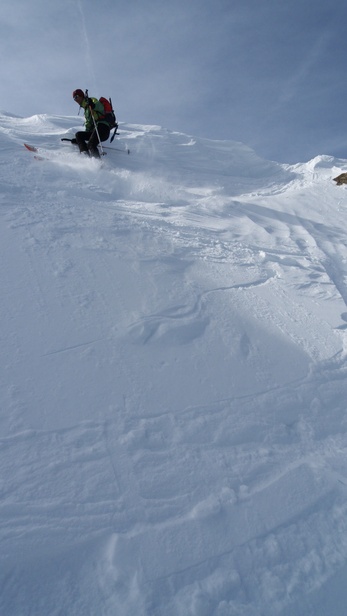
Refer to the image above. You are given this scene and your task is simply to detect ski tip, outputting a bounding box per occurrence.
[24,143,37,152]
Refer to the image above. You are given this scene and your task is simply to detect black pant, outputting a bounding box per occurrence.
[75,124,110,158]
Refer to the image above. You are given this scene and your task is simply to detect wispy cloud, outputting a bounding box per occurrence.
[276,30,332,107]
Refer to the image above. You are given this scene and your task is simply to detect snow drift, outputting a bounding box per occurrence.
[1,111,347,615]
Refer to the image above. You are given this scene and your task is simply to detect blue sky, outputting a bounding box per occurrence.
[1,0,346,163]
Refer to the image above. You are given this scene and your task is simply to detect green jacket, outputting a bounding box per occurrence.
[81,97,108,131]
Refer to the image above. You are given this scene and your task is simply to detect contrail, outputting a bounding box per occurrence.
[76,0,96,88]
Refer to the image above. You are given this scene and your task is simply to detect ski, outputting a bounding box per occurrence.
[24,140,130,163]
[24,143,49,157]
[24,143,48,161]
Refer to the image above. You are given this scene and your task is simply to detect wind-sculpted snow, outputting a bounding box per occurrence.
[1,112,347,615]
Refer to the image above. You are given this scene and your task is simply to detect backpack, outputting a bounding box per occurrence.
[99,97,116,127]
[99,96,118,142]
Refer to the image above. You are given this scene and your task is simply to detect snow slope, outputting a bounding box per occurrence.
[1,112,347,616]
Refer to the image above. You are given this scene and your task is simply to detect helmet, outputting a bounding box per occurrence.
[73,89,84,100]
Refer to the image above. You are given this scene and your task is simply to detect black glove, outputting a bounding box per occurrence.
[87,98,95,109]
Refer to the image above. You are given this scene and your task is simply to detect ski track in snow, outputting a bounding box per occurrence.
[1,113,347,615]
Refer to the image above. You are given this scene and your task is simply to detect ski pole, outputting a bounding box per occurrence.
[85,89,104,157]
[90,109,104,156]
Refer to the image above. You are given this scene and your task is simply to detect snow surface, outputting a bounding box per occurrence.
[1,112,347,616]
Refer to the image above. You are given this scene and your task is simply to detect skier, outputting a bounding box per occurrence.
[72,89,111,158]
